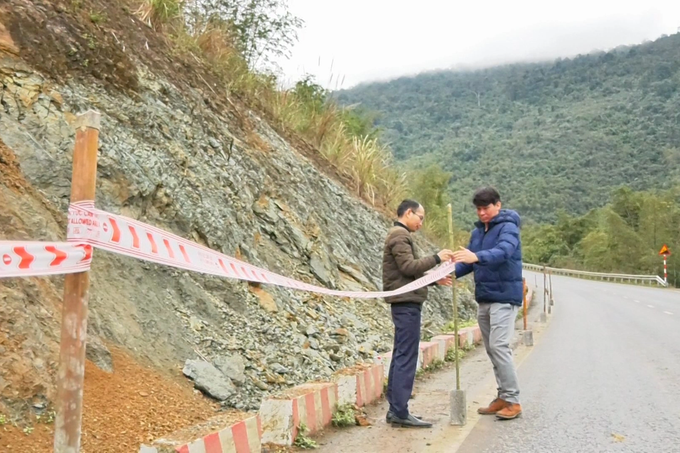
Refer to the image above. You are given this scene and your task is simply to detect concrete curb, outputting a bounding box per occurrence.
[334,373,357,407]
[375,350,420,376]
[332,363,384,408]
[374,351,392,379]
[259,382,337,446]
[140,414,261,453]
[418,341,440,368]
[356,363,384,407]
[443,325,482,349]
[430,334,456,359]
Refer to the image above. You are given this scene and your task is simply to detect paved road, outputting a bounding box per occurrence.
[457,273,680,453]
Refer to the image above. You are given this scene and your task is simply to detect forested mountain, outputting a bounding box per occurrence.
[337,33,680,224]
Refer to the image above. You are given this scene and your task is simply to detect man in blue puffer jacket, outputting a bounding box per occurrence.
[453,187,523,420]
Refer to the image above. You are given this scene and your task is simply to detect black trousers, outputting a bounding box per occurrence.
[386,302,422,419]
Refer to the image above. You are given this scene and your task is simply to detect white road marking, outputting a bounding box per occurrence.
[664,311,674,316]
[648,305,655,308]
[634,300,640,303]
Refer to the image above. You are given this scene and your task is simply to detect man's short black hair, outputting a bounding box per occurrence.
[472,187,501,207]
[397,199,421,217]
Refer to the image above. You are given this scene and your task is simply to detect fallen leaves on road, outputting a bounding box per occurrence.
[611,432,626,442]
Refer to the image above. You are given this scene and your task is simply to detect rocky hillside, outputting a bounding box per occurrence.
[0,0,473,433]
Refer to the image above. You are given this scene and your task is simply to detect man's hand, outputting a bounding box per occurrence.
[437,249,455,262]
[436,275,453,286]
[453,247,479,264]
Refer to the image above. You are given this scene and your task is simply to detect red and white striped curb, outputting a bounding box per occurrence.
[470,326,482,343]
[374,342,434,378]
[453,328,472,348]
[374,351,392,378]
[356,363,383,407]
[431,334,457,359]
[142,414,261,453]
[333,363,384,408]
[460,327,476,348]
[445,326,482,349]
[259,382,337,446]
[418,341,440,368]
[333,373,357,407]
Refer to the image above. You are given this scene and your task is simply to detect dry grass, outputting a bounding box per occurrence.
[135,0,183,30]
[320,123,353,168]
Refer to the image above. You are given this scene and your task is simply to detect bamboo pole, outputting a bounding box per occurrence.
[447,203,460,390]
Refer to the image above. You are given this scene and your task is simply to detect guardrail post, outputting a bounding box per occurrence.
[542,265,547,314]
[549,271,554,307]
[54,110,100,453]
[522,278,527,330]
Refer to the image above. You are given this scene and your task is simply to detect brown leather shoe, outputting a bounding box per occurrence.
[496,403,522,420]
[477,398,507,415]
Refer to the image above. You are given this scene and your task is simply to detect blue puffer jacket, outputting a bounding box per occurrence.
[455,209,523,305]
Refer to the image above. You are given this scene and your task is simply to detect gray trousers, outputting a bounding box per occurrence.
[477,302,520,404]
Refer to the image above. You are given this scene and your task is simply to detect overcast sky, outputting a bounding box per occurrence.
[275,0,680,89]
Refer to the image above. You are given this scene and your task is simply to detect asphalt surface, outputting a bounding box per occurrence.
[457,273,680,453]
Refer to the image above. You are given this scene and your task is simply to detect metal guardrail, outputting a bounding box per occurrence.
[523,263,668,287]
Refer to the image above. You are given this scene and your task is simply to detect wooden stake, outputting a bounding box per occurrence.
[54,110,100,453]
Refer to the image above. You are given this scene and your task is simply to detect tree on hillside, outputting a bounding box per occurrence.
[408,165,454,244]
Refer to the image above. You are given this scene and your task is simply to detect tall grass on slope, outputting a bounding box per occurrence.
[135,0,182,30]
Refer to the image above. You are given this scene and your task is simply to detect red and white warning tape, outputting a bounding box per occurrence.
[0,201,454,299]
[0,241,92,278]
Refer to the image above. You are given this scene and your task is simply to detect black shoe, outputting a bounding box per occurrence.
[386,411,422,422]
[390,414,432,428]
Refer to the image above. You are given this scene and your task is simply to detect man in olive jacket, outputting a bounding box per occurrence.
[382,199,454,428]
